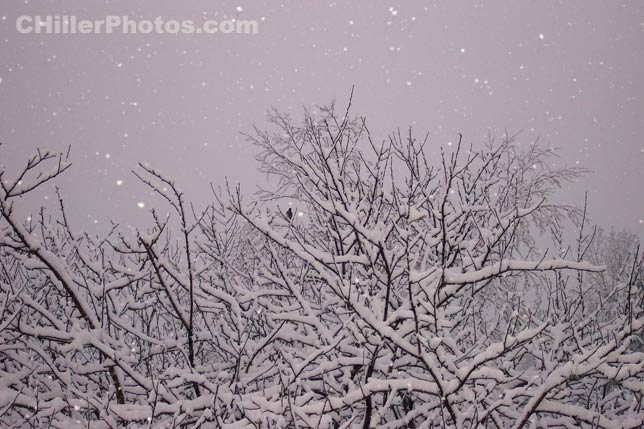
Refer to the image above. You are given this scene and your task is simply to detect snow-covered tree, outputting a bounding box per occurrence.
[1,102,642,428]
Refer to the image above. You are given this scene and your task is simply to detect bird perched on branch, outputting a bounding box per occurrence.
[286,207,293,220]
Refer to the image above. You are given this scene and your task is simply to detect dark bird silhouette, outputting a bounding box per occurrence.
[286,207,293,220]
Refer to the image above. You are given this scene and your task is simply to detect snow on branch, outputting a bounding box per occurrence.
[0,105,642,428]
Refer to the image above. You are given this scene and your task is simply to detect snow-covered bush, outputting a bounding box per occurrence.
[1,102,642,428]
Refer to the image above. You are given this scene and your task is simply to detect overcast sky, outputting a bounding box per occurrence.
[1,1,643,235]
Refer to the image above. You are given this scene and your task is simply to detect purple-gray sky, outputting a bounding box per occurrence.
[1,1,643,234]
